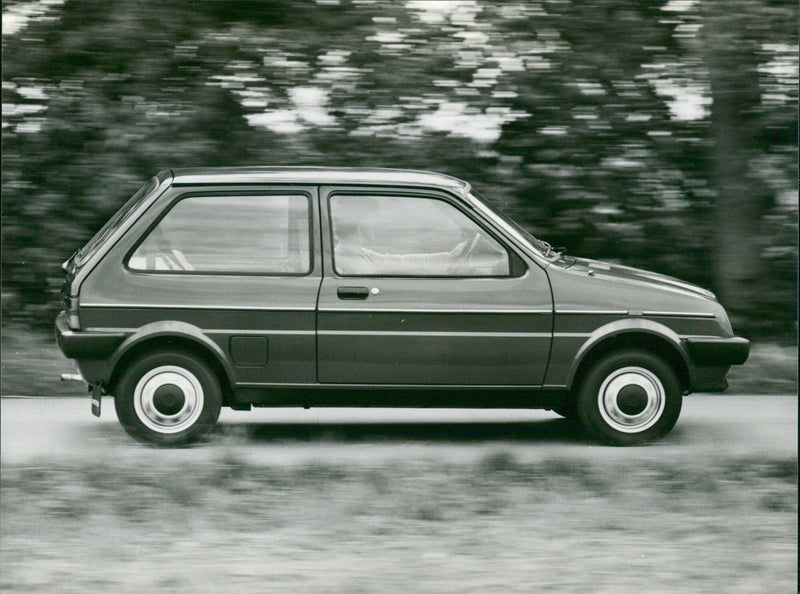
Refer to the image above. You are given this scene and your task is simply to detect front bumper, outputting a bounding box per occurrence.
[683,336,749,393]
[684,336,750,366]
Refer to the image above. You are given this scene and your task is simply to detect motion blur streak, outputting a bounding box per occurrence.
[1,0,797,339]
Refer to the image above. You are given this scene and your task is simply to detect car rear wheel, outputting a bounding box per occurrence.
[577,350,682,446]
[114,350,222,446]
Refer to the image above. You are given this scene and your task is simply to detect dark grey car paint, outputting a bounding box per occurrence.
[56,167,749,411]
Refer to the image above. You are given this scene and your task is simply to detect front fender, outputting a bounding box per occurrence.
[566,318,692,389]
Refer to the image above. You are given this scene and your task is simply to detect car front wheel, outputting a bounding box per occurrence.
[114,350,222,446]
[577,350,682,446]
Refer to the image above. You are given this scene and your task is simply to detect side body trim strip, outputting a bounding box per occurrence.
[81,303,316,312]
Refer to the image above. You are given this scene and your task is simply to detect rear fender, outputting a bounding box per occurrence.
[107,321,235,391]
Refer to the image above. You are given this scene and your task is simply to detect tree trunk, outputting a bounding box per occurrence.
[701,5,770,329]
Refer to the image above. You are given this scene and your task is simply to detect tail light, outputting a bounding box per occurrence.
[64,295,80,330]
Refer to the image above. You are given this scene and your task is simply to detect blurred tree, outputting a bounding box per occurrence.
[1,0,796,338]
[700,0,798,331]
[496,0,796,336]
[496,2,704,272]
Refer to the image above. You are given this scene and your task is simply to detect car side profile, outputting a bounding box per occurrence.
[56,167,749,446]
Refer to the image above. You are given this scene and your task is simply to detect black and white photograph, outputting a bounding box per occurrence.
[2,1,797,591]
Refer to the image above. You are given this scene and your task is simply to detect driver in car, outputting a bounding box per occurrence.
[334,220,473,276]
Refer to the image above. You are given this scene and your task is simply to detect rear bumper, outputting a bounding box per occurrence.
[55,311,126,360]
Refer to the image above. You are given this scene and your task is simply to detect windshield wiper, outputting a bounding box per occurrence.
[540,240,568,258]
[538,241,577,268]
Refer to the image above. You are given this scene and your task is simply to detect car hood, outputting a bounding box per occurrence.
[566,257,717,302]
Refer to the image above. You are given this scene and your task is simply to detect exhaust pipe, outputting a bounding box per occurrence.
[61,373,85,382]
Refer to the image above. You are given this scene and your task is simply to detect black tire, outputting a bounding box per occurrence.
[576,350,682,446]
[114,350,222,446]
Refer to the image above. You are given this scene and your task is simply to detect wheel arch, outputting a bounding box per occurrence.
[567,321,691,395]
[107,322,235,403]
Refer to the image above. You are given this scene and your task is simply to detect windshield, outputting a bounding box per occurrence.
[467,189,565,262]
[75,177,159,267]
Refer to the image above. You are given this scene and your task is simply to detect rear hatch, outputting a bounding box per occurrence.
[59,174,169,328]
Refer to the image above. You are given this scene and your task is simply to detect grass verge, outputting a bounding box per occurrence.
[2,451,796,592]
[1,327,80,397]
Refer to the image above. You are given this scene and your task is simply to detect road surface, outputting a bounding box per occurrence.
[1,395,796,464]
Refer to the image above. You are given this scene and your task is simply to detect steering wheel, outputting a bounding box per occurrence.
[447,231,481,275]
[462,231,481,261]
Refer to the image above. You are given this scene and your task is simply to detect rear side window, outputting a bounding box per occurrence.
[129,194,310,274]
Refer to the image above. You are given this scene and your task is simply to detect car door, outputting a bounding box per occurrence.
[316,186,552,387]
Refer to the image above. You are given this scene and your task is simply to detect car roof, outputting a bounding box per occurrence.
[169,167,470,192]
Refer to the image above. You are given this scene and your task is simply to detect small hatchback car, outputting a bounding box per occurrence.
[56,167,749,445]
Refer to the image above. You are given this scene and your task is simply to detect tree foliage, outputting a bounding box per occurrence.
[2,0,796,338]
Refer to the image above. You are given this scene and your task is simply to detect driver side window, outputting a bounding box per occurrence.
[330,194,510,277]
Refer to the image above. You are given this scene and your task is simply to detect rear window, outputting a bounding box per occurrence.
[128,194,311,275]
[76,177,159,267]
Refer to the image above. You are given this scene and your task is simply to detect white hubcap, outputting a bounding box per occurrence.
[598,366,665,433]
[133,365,204,434]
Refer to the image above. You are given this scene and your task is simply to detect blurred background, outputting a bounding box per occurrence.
[1,5,796,589]
[2,0,797,340]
